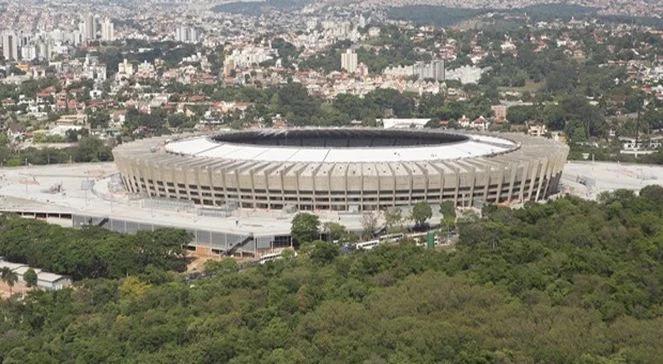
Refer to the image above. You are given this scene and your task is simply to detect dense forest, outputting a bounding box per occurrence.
[0,216,189,280]
[0,187,661,362]
[0,133,113,166]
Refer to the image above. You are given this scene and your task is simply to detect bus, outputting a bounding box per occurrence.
[379,233,404,244]
[355,239,380,250]
[258,250,297,265]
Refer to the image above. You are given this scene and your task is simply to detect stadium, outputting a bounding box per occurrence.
[113,128,569,211]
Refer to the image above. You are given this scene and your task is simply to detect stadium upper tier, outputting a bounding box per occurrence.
[164,129,518,163]
[113,128,569,211]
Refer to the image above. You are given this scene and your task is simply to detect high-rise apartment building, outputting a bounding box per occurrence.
[101,18,115,42]
[341,48,358,73]
[413,60,445,82]
[36,41,52,61]
[84,13,96,41]
[2,32,19,61]
[175,26,199,43]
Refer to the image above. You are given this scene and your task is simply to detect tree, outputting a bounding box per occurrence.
[361,212,379,239]
[23,268,37,287]
[439,201,456,232]
[167,113,191,129]
[291,213,320,246]
[411,202,432,227]
[74,136,112,162]
[309,240,340,265]
[384,207,403,232]
[638,184,663,204]
[203,258,239,274]
[0,216,189,280]
[0,267,18,297]
[322,222,356,243]
[134,228,188,272]
[0,192,662,361]
[507,105,538,124]
[86,110,110,129]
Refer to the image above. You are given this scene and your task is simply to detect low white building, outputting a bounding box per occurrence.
[381,118,431,129]
[528,124,548,137]
[0,259,72,290]
[619,136,663,157]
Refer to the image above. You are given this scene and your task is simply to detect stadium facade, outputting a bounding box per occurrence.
[113,129,569,211]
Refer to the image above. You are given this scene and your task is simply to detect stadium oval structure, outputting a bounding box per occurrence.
[113,128,569,211]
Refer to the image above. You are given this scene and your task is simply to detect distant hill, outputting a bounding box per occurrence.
[213,0,312,15]
[387,6,487,27]
[388,3,662,27]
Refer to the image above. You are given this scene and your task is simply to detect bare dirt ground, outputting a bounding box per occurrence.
[0,281,32,299]
[185,251,256,273]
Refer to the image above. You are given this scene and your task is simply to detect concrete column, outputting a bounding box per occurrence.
[343,164,350,210]
[249,166,257,208]
[360,165,365,211]
[400,163,413,205]
[234,168,242,206]
[376,163,381,210]
[468,167,477,207]
[279,169,285,206]
[526,160,540,201]
[183,164,192,201]
[387,163,397,208]
[328,164,333,210]
[507,164,517,203]
[519,162,529,202]
[482,168,491,203]
[194,165,202,201]
[294,167,301,210]
[220,167,229,203]
[264,170,270,209]
[534,159,549,201]
[495,167,505,203]
[311,163,320,210]
[453,167,460,207]
[171,166,178,199]
[439,168,445,202]
[208,168,216,206]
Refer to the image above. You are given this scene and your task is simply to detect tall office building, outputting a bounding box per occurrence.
[101,18,115,42]
[341,48,358,73]
[2,32,19,61]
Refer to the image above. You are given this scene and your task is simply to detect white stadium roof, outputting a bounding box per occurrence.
[164,134,518,163]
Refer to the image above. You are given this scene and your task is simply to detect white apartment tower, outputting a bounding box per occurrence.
[84,13,96,41]
[341,48,358,73]
[413,60,445,82]
[101,18,115,42]
[175,26,198,43]
[2,32,19,61]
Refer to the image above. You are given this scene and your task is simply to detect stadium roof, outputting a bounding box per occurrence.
[164,134,518,163]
